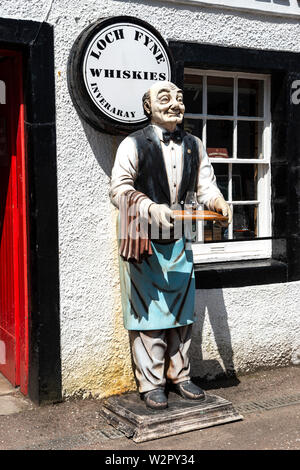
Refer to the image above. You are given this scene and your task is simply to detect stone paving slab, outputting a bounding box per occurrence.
[0,373,33,415]
[0,374,15,396]
[0,396,32,416]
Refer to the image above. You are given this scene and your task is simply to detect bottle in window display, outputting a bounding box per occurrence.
[110,81,232,410]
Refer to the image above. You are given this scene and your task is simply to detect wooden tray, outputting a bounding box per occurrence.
[172,210,228,221]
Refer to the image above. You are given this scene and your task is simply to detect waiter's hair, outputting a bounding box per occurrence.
[142,90,151,119]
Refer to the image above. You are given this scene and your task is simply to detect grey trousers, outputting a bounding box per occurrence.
[129,325,192,393]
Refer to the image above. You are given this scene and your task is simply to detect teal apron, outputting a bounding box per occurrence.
[119,237,195,331]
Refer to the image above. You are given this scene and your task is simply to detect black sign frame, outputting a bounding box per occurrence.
[67,16,175,135]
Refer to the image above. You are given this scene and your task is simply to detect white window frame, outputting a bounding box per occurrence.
[184,68,272,263]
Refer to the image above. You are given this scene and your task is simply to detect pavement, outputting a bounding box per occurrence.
[0,365,299,451]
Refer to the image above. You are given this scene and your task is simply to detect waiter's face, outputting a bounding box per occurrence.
[147,81,185,130]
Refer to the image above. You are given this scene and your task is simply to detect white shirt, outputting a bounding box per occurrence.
[109,124,223,218]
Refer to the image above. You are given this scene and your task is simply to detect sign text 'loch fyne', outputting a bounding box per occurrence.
[68,16,174,134]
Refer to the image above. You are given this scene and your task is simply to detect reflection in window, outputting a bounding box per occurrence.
[237,121,264,159]
[212,163,228,200]
[184,118,203,139]
[233,205,258,240]
[0,80,5,104]
[238,78,264,117]
[231,164,258,201]
[203,203,259,242]
[204,219,228,242]
[207,120,233,157]
[207,76,233,116]
[0,117,7,163]
[183,75,202,114]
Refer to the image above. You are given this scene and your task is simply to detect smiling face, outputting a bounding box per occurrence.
[144,81,185,131]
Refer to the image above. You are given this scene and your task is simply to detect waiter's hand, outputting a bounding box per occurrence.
[149,203,174,229]
[213,197,232,225]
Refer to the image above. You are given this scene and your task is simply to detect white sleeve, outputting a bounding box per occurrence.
[109,136,154,218]
[196,139,224,210]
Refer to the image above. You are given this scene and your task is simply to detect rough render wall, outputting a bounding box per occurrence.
[1,0,299,397]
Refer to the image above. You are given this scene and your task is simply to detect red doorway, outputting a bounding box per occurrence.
[0,51,29,395]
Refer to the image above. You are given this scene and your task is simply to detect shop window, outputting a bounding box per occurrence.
[184,69,271,263]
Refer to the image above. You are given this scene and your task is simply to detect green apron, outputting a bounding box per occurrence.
[119,237,195,331]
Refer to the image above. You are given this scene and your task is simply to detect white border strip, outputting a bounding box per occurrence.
[153,0,300,19]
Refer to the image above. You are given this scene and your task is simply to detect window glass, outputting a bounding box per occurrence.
[238,79,264,117]
[184,118,203,139]
[237,121,264,159]
[202,204,259,242]
[207,76,233,115]
[0,80,5,105]
[183,75,202,113]
[206,120,233,158]
[232,164,258,201]
[203,219,229,242]
[233,205,258,240]
[0,81,7,165]
[0,118,7,166]
[211,163,228,200]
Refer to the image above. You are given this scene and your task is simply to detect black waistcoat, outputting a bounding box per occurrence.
[131,125,200,206]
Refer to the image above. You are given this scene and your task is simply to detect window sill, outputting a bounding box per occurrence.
[194,259,287,289]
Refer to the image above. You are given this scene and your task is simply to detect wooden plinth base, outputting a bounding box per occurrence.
[100,391,243,443]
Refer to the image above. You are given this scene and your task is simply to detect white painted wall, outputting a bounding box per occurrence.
[1,0,299,397]
[152,0,300,19]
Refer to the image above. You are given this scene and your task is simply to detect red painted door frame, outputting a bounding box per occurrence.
[0,50,29,394]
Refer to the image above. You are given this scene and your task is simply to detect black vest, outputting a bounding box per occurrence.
[131,125,200,206]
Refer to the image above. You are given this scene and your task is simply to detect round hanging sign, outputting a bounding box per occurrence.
[68,16,174,134]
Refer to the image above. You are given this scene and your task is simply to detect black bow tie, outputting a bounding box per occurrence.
[162,129,182,145]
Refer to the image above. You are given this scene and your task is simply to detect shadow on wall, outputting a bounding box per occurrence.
[191,288,240,390]
[81,118,124,177]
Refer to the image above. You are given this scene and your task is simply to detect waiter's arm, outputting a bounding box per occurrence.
[109,137,153,218]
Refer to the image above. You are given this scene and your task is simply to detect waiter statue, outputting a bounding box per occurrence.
[110,81,232,410]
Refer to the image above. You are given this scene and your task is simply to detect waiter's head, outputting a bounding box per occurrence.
[142,81,185,131]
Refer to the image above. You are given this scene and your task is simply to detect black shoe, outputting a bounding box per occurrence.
[174,380,205,400]
[142,388,168,410]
